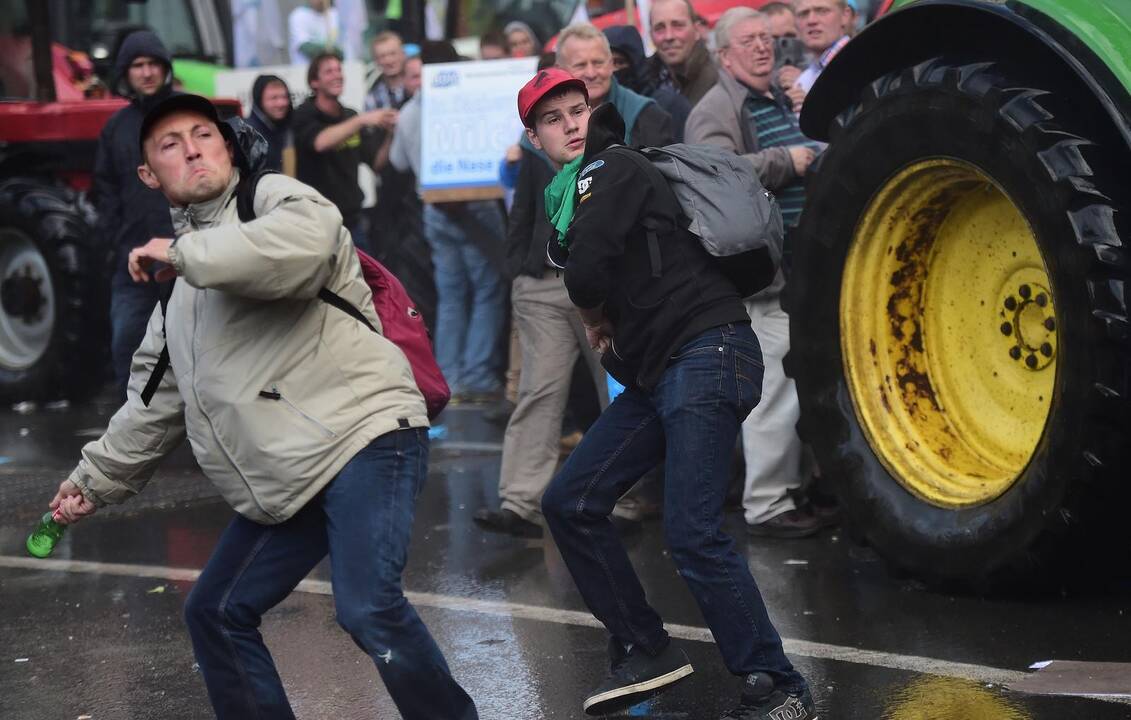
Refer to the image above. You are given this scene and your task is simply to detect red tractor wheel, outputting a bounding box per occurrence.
[0,179,109,403]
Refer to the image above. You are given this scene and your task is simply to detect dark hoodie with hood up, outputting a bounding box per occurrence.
[604,26,691,142]
[245,74,293,172]
[92,30,178,265]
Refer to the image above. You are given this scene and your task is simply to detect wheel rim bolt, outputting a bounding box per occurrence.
[1040,343,1053,357]
[1004,296,1017,311]
[1026,354,1038,369]
[1019,284,1032,299]
[1036,293,1048,307]
[1010,347,1022,360]
[1000,322,1012,336]
[1044,318,1056,331]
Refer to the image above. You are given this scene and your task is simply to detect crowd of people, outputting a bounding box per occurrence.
[68,1,864,717]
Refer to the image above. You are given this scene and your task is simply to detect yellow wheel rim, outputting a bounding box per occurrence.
[841,159,1056,508]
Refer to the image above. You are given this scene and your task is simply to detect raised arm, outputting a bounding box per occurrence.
[169,174,343,299]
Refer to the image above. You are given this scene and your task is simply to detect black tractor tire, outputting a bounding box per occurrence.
[788,59,1131,584]
[0,179,109,404]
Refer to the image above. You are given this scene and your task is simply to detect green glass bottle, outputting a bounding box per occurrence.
[26,511,66,558]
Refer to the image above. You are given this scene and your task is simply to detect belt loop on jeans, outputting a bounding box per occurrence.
[724,323,735,335]
[398,418,410,429]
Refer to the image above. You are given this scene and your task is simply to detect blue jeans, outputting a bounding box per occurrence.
[110,265,165,402]
[422,203,505,394]
[543,323,807,692]
[184,430,478,720]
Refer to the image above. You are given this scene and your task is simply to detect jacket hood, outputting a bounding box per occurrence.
[250,74,293,128]
[604,26,645,70]
[582,103,626,162]
[503,20,540,47]
[114,30,173,98]
[605,26,655,96]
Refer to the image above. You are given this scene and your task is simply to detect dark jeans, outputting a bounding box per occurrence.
[348,213,374,256]
[110,267,165,402]
[543,323,806,692]
[184,429,478,720]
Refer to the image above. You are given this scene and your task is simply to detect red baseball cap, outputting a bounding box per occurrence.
[517,68,588,128]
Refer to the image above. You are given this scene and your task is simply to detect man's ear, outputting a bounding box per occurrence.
[717,48,731,73]
[526,126,543,151]
[137,161,161,190]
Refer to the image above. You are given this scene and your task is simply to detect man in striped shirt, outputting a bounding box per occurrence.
[687,7,831,539]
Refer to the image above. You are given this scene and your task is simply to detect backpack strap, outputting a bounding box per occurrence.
[318,287,377,333]
[236,168,279,222]
[140,278,175,407]
[607,146,677,279]
[141,168,277,408]
[640,217,664,279]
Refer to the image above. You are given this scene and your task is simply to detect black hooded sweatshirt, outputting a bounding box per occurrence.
[245,74,293,172]
[559,104,750,390]
[92,30,178,266]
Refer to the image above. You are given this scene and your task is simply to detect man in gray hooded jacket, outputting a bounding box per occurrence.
[48,94,478,720]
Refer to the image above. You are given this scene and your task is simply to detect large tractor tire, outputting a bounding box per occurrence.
[0,179,109,403]
[788,59,1130,583]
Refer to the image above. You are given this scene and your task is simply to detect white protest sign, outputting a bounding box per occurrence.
[420,57,539,196]
[214,61,375,206]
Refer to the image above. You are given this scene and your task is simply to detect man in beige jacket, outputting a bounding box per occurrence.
[46,94,478,720]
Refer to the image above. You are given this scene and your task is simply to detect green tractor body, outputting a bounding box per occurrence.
[793,0,1130,584]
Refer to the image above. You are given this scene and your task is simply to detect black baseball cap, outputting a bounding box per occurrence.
[138,93,232,156]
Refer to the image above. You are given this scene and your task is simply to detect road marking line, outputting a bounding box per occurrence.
[2,555,1126,704]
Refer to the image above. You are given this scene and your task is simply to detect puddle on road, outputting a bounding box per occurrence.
[883,676,1030,719]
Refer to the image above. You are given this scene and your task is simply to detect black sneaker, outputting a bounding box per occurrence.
[472,508,543,538]
[722,673,818,719]
[583,640,694,715]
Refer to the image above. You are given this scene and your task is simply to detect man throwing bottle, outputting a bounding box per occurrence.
[46,94,477,720]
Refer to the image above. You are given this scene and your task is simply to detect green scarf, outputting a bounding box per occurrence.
[544,155,583,248]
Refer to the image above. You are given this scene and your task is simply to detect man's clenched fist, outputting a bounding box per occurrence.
[128,237,177,283]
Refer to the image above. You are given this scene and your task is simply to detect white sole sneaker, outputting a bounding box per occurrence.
[582,662,695,715]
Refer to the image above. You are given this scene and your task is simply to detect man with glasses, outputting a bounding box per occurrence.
[687,8,829,541]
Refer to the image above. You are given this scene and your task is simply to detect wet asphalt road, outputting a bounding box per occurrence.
[1,394,1129,720]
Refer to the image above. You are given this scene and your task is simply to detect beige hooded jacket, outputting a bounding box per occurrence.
[67,170,428,524]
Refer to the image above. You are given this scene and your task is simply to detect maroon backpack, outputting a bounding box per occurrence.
[320,249,450,420]
[142,171,450,420]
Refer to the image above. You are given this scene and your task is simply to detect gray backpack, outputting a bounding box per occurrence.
[612,144,784,296]
[642,143,784,266]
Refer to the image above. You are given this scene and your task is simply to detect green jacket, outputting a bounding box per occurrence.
[68,171,428,524]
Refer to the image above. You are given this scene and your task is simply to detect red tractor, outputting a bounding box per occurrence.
[0,0,235,403]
